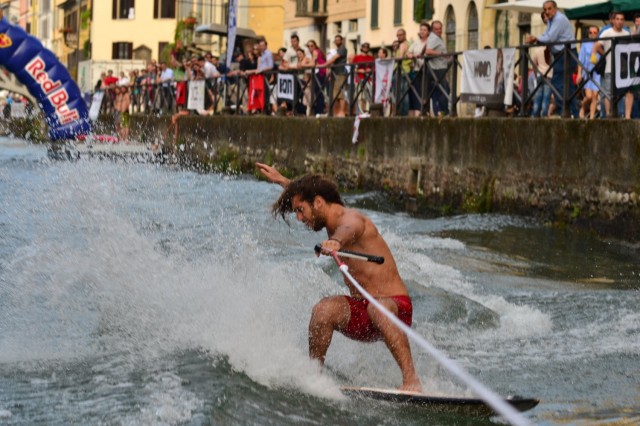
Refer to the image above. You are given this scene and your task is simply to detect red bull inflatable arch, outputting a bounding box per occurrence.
[0,13,91,141]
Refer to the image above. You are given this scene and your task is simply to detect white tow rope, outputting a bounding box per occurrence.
[327,250,533,426]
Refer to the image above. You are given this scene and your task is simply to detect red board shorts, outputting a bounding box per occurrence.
[340,295,413,342]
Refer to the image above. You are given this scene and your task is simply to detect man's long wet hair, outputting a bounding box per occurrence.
[272,174,344,224]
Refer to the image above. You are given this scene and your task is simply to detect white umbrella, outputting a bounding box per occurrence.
[486,0,604,14]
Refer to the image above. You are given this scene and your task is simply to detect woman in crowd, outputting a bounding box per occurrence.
[307,40,326,115]
[576,25,600,119]
[406,22,430,117]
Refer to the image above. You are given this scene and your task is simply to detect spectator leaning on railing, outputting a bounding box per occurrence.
[425,20,450,116]
[394,29,411,116]
[159,62,174,113]
[286,34,311,66]
[530,12,553,118]
[351,42,374,115]
[307,39,327,116]
[406,22,429,117]
[526,0,578,117]
[576,25,600,119]
[593,11,633,119]
[323,34,349,117]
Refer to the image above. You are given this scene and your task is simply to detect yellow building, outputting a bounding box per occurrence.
[91,0,175,63]
[52,0,91,79]
[248,0,284,49]
[181,1,283,58]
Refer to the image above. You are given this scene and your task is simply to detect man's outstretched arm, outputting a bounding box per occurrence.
[255,162,290,188]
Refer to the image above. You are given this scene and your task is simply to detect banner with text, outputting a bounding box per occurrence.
[188,80,206,111]
[461,48,516,106]
[277,73,295,101]
[88,91,104,121]
[226,0,238,70]
[374,59,394,105]
[614,41,640,90]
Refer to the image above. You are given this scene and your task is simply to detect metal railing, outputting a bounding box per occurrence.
[93,33,640,120]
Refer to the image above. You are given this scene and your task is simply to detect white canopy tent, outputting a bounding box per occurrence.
[486,0,604,15]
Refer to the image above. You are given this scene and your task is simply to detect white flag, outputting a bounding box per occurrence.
[187,80,206,111]
[226,0,238,70]
[374,59,394,105]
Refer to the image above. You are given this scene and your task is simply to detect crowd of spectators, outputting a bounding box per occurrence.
[92,5,640,124]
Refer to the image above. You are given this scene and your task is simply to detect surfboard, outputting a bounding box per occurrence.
[340,386,539,417]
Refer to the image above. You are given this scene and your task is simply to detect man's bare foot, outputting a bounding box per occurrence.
[399,380,423,393]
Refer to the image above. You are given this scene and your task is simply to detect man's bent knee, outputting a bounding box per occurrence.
[310,296,349,327]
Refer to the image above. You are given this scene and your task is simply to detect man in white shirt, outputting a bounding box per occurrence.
[158,62,174,113]
[202,54,220,80]
[117,71,130,87]
[286,34,311,66]
[593,11,633,118]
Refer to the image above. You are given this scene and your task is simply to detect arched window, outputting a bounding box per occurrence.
[495,9,509,48]
[467,2,478,50]
[445,5,456,53]
[518,12,531,45]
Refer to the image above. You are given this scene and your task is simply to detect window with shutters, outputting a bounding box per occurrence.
[394,0,402,25]
[413,0,432,23]
[371,0,378,29]
[112,0,135,20]
[112,42,133,59]
[445,6,456,53]
[495,10,509,48]
[467,2,478,50]
[154,0,176,19]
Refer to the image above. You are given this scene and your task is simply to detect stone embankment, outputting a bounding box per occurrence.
[6,114,640,242]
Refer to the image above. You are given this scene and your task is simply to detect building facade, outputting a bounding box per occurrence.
[91,0,175,64]
[283,0,367,55]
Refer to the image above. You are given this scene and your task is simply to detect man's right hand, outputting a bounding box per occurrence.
[255,162,290,187]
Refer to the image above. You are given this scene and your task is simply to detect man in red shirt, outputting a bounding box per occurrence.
[103,69,119,87]
[351,42,374,114]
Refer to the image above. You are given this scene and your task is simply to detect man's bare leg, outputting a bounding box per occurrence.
[367,298,422,392]
[308,296,351,364]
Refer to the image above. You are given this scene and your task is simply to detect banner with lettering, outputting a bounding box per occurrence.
[187,80,205,111]
[88,91,104,121]
[225,0,237,70]
[374,59,394,105]
[0,16,91,140]
[614,41,640,90]
[277,73,295,101]
[461,48,516,106]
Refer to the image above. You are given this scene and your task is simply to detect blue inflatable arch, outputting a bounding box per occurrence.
[0,15,91,141]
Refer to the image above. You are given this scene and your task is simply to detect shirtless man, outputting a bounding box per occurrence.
[256,162,422,392]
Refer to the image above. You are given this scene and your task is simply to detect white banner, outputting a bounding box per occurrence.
[277,74,295,101]
[188,80,206,111]
[88,91,104,121]
[614,42,640,90]
[10,102,26,118]
[226,0,238,70]
[187,80,206,111]
[461,48,515,106]
[374,59,394,105]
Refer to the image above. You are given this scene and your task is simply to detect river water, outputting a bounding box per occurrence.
[0,137,638,425]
